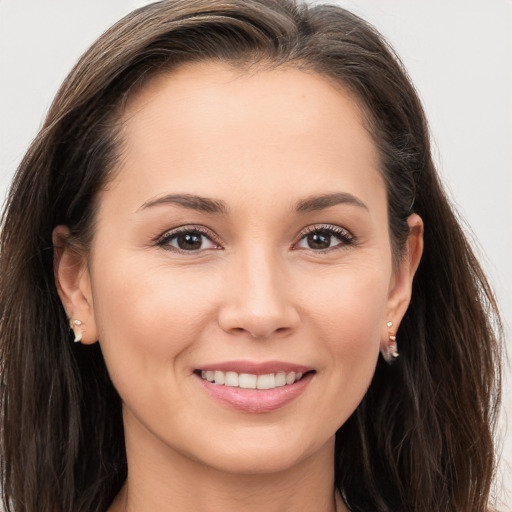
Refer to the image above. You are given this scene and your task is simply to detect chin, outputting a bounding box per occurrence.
[185,428,333,476]
[204,449,311,476]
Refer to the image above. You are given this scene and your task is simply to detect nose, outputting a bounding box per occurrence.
[218,249,300,339]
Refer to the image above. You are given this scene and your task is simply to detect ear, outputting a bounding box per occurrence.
[381,213,424,346]
[53,225,98,344]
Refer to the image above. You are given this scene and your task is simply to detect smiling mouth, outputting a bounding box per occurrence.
[195,370,311,390]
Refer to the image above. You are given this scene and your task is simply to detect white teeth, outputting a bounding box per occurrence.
[275,372,286,387]
[199,369,306,389]
[239,373,257,389]
[285,371,296,385]
[225,371,239,387]
[257,374,275,390]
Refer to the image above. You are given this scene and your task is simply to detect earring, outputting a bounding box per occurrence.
[69,319,83,343]
[382,321,399,364]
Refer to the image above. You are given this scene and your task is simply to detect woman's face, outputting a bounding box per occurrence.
[63,62,419,474]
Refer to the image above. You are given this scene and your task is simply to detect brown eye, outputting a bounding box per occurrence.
[176,232,203,250]
[306,232,331,250]
[159,228,219,252]
[296,225,354,252]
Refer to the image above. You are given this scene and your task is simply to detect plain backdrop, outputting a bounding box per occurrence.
[1,0,511,509]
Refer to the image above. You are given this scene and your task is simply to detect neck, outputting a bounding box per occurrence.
[109,415,346,512]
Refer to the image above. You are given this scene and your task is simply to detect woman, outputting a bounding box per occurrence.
[0,1,502,511]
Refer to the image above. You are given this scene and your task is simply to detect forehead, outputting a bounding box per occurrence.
[121,61,372,148]
[110,61,383,209]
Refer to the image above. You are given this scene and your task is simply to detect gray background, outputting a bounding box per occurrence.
[1,0,511,508]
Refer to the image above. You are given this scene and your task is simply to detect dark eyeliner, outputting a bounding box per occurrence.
[295,224,355,253]
[155,225,220,252]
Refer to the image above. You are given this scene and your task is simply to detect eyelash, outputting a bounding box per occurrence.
[294,224,355,253]
[156,224,355,254]
[156,226,221,253]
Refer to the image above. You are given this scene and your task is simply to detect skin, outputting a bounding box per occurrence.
[54,62,423,512]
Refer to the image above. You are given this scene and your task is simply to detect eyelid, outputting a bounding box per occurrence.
[154,223,355,254]
[293,223,355,252]
[156,224,223,252]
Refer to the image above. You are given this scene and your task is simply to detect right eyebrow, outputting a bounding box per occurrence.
[137,193,229,215]
[295,192,368,213]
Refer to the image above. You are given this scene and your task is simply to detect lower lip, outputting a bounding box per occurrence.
[196,372,314,413]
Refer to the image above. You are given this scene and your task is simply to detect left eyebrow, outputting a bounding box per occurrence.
[295,193,368,213]
[138,193,229,214]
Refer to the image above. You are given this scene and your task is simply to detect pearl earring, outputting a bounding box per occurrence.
[382,321,399,364]
[69,319,83,343]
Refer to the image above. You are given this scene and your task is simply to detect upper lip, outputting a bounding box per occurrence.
[195,360,313,375]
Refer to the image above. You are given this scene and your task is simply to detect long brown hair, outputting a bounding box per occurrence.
[0,1,502,511]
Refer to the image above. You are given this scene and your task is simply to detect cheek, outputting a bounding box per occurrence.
[89,256,219,389]
[304,266,389,419]
[305,263,389,347]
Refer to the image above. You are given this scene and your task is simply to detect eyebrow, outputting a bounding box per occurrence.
[139,191,367,215]
[295,193,368,213]
[138,193,229,214]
